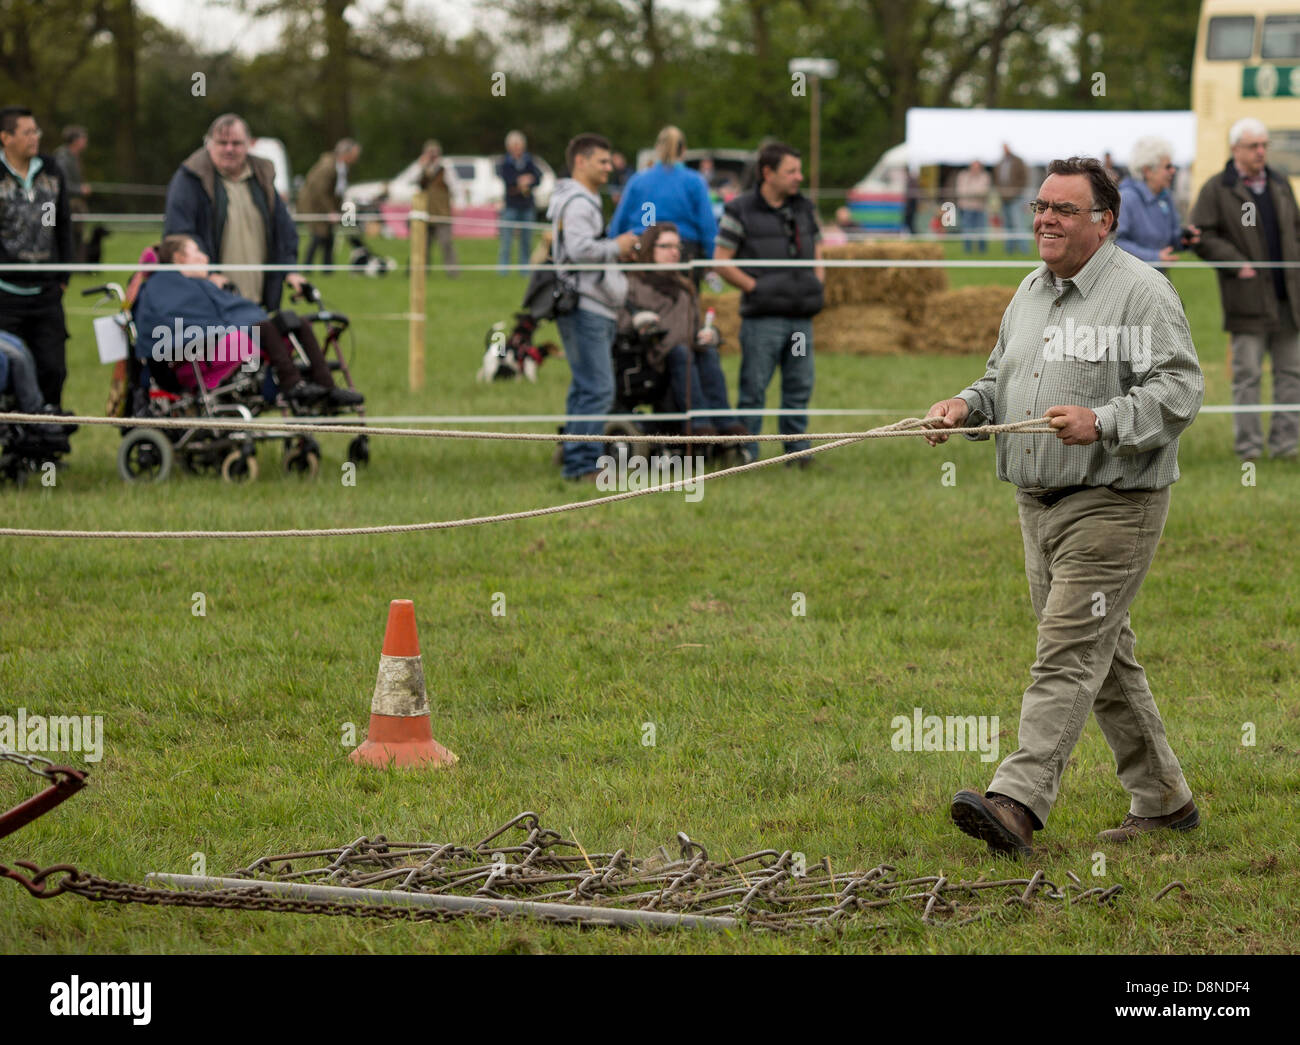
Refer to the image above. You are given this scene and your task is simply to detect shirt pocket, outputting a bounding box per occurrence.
[1054,354,1112,403]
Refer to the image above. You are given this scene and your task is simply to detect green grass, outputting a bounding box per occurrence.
[0,232,1296,954]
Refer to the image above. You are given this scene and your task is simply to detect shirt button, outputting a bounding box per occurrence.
[1054,301,1061,308]
[1026,448,1031,454]
[1026,410,1031,415]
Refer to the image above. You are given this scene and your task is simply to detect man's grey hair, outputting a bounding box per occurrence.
[505,130,526,149]
[205,113,250,142]
[334,137,358,156]
[1229,117,1269,147]
[1129,136,1173,176]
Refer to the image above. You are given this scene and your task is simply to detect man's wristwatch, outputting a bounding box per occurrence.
[1093,416,1103,440]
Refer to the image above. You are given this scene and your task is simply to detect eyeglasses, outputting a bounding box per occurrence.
[1027,200,1107,217]
[654,242,682,251]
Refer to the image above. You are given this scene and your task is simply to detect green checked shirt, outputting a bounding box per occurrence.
[956,239,1204,491]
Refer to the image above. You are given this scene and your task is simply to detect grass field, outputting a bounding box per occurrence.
[1,231,1297,954]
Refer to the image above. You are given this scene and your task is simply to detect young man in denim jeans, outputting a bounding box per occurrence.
[712,142,824,466]
[546,133,638,480]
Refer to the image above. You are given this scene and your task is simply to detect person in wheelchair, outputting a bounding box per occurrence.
[133,234,362,409]
[617,222,744,440]
[0,329,72,454]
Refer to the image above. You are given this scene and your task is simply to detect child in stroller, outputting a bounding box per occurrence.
[607,222,747,462]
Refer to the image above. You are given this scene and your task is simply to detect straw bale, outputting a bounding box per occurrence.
[822,242,947,311]
[906,286,1016,355]
[813,306,909,355]
[698,292,741,352]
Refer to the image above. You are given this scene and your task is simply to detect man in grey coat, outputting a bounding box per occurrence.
[1191,117,1300,461]
[546,133,637,480]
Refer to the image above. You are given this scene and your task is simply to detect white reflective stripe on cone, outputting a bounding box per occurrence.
[371,655,429,717]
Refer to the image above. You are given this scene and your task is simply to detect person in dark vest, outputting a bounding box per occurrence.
[1191,117,1300,461]
[163,113,305,311]
[712,141,824,466]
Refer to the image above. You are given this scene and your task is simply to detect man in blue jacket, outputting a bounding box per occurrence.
[497,130,542,276]
[163,113,305,311]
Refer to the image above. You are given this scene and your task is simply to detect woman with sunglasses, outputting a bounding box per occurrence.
[1116,137,1199,265]
[619,222,745,440]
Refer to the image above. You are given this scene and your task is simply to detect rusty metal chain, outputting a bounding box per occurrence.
[2,809,1190,931]
[0,749,89,842]
[0,750,63,780]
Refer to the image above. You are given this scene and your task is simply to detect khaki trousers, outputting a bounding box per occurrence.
[989,486,1193,828]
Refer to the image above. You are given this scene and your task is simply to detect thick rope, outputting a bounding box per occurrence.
[0,417,1051,540]
[0,411,1051,445]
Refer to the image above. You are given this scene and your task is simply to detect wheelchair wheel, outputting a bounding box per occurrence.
[118,428,174,483]
[603,420,651,463]
[283,437,321,479]
[347,435,369,466]
[220,449,259,483]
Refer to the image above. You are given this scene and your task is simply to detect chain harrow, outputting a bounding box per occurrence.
[0,750,64,780]
[1,810,1190,931]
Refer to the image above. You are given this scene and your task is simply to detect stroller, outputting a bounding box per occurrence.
[0,336,74,485]
[90,249,370,483]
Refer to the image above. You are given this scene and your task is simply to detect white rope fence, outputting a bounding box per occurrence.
[9,257,1300,274]
[0,410,1037,444]
[0,416,1052,540]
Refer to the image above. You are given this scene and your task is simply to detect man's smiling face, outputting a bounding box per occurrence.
[1033,173,1113,279]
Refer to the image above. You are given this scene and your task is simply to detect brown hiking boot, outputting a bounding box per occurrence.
[1097,799,1199,843]
[951,790,1035,857]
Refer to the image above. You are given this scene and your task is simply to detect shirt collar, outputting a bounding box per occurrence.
[1032,239,1117,300]
[1233,161,1267,189]
[1,153,42,187]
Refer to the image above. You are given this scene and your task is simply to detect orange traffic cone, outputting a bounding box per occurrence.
[349,599,458,768]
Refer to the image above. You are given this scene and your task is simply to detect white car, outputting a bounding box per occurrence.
[344,155,556,212]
